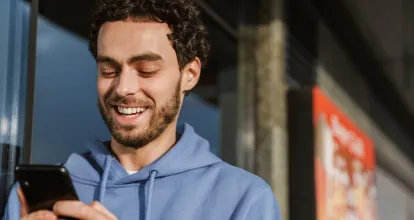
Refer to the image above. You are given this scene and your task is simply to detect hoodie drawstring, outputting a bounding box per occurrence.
[97,156,157,220]
[99,156,112,203]
[145,170,157,220]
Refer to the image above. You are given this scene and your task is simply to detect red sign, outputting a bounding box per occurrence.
[313,87,377,220]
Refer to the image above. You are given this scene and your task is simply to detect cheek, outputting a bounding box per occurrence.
[141,74,180,105]
[97,78,112,97]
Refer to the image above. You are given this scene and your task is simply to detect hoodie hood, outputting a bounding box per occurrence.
[64,123,221,185]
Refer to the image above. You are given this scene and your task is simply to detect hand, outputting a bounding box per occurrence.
[18,186,117,220]
[53,201,118,220]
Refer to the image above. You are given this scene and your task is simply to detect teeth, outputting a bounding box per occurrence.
[117,107,147,115]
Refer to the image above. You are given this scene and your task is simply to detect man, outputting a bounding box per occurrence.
[3,0,281,219]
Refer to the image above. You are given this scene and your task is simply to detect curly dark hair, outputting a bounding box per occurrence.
[89,0,210,69]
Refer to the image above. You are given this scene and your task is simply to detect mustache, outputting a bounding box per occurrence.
[106,95,153,107]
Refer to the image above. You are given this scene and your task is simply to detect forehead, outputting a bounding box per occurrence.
[97,20,173,58]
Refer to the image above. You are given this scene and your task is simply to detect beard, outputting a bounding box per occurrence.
[98,80,182,149]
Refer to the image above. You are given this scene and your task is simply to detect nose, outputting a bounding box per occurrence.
[116,69,140,96]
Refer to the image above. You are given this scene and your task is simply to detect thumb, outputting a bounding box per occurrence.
[17,186,29,216]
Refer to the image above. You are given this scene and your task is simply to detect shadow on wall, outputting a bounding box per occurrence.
[31,10,221,164]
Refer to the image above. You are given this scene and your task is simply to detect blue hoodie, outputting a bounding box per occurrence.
[3,124,281,220]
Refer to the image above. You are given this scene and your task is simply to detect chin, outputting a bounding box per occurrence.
[116,126,146,137]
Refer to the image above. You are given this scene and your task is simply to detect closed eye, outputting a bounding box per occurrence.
[100,70,120,78]
[138,68,159,77]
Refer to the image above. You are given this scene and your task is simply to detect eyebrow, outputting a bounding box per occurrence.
[128,53,163,64]
[96,52,163,66]
[96,56,119,67]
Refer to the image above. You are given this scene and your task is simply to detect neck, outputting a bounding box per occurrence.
[110,122,178,172]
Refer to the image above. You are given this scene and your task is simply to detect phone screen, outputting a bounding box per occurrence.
[15,165,79,212]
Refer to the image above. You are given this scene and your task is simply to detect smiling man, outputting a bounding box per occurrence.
[3,0,281,220]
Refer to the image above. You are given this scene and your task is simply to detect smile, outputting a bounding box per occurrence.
[116,106,148,118]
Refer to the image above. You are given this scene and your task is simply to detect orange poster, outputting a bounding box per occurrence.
[313,87,377,220]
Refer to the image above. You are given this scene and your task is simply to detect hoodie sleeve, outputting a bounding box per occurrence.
[2,183,21,220]
[244,185,282,220]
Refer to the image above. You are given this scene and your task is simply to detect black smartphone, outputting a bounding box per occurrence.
[15,164,79,213]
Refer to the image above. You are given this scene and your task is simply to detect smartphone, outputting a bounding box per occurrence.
[15,164,79,213]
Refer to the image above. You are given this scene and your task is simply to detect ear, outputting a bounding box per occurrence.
[181,57,201,93]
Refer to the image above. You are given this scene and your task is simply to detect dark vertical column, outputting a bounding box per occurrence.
[287,88,317,220]
[23,0,39,164]
[285,1,319,219]
[285,0,318,86]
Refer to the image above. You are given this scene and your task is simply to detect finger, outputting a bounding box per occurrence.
[17,187,29,217]
[53,201,108,220]
[21,210,57,220]
[90,201,117,220]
